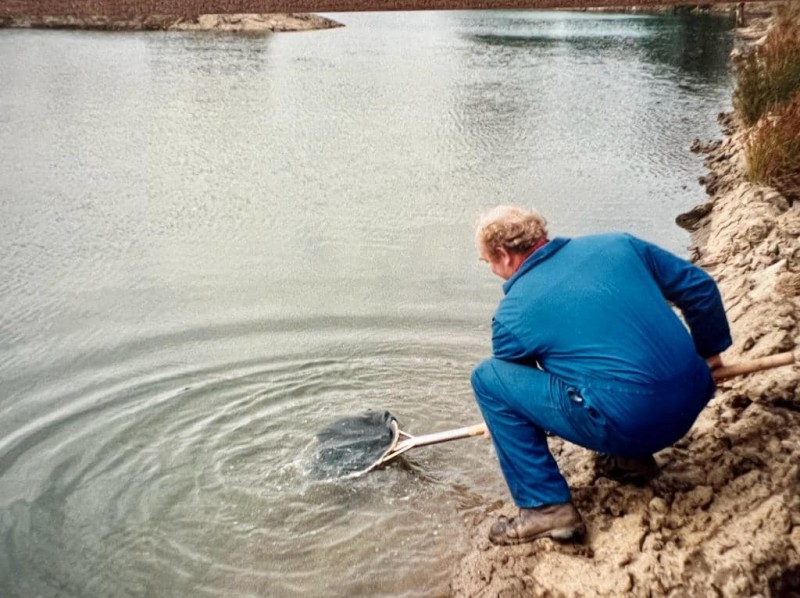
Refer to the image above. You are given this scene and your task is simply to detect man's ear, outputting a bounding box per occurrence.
[497,247,512,265]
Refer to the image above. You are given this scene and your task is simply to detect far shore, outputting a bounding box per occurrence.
[0,4,778,33]
[0,13,344,32]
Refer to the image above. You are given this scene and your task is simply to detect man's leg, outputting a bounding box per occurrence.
[471,357,609,507]
[471,358,599,544]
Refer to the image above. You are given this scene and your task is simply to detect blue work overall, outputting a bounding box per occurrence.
[472,234,731,508]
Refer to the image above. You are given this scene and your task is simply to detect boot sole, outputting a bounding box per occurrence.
[490,522,586,546]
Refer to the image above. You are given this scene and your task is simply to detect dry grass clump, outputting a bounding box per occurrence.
[745,93,800,203]
[733,4,800,126]
[738,4,800,202]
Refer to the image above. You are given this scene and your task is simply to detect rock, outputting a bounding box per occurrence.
[676,202,713,231]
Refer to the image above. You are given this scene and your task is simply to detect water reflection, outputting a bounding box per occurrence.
[448,11,733,241]
[639,14,733,84]
[147,31,274,76]
[464,11,732,80]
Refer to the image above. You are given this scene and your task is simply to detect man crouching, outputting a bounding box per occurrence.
[472,206,731,546]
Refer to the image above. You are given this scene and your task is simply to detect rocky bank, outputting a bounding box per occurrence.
[0,13,343,32]
[451,9,800,597]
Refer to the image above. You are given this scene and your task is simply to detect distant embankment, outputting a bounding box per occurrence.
[0,1,345,31]
[0,0,764,17]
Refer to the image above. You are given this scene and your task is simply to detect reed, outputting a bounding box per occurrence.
[745,92,800,202]
[733,4,800,126]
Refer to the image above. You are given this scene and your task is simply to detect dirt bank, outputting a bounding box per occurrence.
[0,13,343,32]
[451,9,800,597]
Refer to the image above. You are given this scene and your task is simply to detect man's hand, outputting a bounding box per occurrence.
[706,354,723,370]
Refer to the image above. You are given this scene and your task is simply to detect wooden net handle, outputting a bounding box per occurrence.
[712,351,795,381]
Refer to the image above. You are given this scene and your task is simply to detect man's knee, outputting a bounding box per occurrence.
[471,358,500,400]
[471,357,493,384]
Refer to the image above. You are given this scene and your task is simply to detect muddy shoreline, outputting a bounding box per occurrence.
[451,7,799,596]
[0,13,343,32]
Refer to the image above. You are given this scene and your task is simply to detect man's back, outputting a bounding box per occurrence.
[493,233,725,387]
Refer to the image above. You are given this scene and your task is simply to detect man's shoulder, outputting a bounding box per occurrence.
[559,232,638,257]
[571,232,633,246]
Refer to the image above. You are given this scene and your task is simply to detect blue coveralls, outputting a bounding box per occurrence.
[471,234,732,508]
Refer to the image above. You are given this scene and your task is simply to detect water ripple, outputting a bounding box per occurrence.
[0,320,496,597]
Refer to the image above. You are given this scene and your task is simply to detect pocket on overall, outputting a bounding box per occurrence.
[556,385,611,453]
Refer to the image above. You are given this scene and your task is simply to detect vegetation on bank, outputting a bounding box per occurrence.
[746,96,800,201]
[736,3,800,202]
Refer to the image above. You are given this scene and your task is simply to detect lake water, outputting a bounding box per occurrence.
[0,10,734,597]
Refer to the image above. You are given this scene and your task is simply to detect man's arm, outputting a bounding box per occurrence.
[492,318,530,362]
[626,234,733,358]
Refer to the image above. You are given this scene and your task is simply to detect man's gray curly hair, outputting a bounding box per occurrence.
[476,205,548,259]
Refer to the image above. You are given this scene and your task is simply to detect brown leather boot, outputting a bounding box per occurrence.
[595,453,659,484]
[489,502,585,546]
